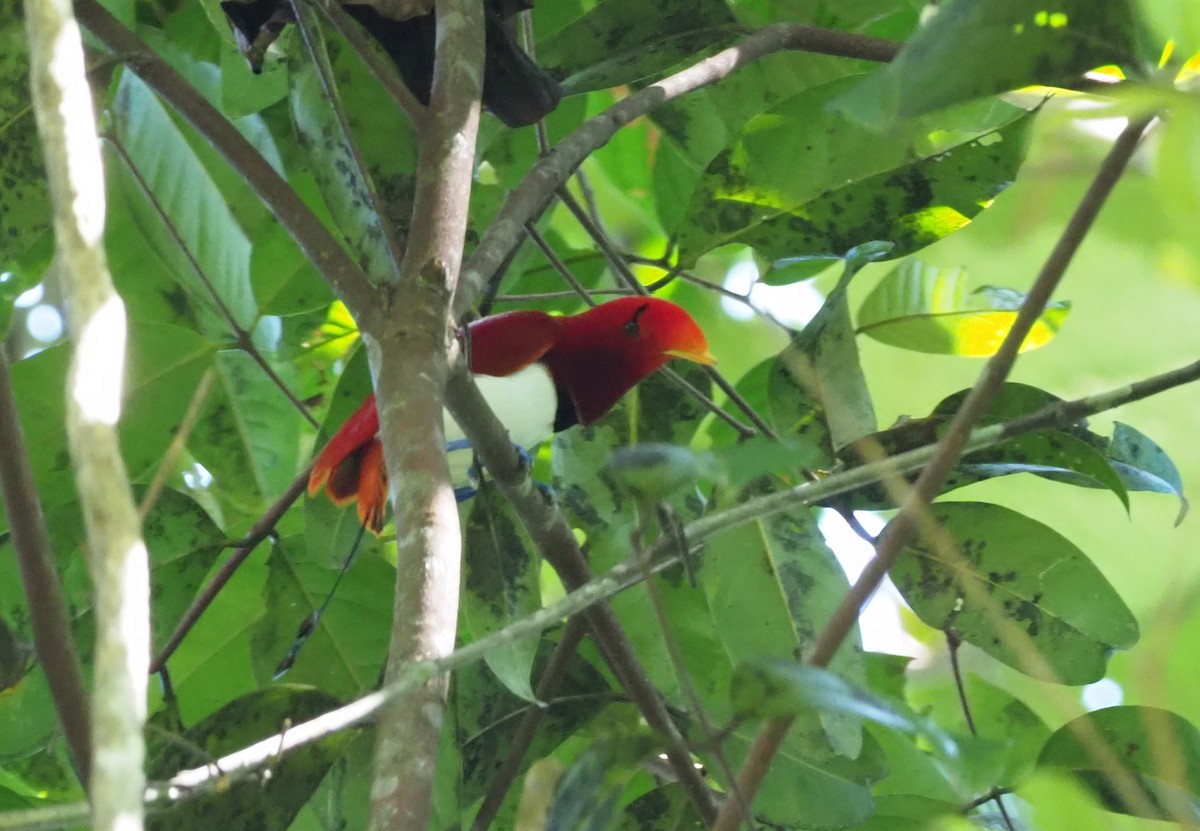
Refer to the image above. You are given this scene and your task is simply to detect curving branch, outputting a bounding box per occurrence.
[26,0,152,825]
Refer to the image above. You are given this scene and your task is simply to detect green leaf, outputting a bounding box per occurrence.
[188,350,305,512]
[286,15,411,283]
[1038,706,1200,820]
[544,735,657,831]
[731,659,955,756]
[143,489,229,653]
[111,72,258,336]
[835,0,1141,124]
[249,534,392,699]
[146,686,352,831]
[463,480,542,702]
[538,0,740,94]
[675,78,1033,265]
[0,3,51,269]
[615,784,704,831]
[703,478,864,757]
[857,259,1070,355]
[769,247,882,451]
[889,502,1139,684]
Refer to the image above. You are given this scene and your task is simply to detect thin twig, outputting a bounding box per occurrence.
[137,368,216,520]
[526,223,598,306]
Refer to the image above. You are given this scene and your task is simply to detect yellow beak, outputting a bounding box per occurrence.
[666,346,717,366]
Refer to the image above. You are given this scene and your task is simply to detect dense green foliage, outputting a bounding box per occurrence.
[3,0,1200,829]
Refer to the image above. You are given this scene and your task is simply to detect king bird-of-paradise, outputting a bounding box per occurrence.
[307,297,716,533]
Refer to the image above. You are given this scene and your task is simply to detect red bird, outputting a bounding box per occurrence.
[308,297,716,532]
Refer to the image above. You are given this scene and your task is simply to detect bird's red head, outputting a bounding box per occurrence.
[545,296,715,426]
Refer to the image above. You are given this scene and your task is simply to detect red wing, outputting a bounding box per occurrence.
[466,310,562,377]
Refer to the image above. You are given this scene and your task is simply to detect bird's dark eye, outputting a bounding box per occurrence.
[623,303,650,337]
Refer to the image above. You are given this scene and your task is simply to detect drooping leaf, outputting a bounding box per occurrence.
[857,259,1070,355]
[543,734,657,831]
[537,0,740,94]
[146,686,352,831]
[835,0,1141,125]
[287,11,412,283]
[463,480,542,702]
[675,79,1033,265]
[889,502,1139,684]
[703,477,865,757]
[768,244,884,452]
[1038,706,1200,820]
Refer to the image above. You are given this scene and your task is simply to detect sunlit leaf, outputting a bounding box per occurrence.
[675,80,1032,265]
[857,259,1070,355]
[890,502,1138,684]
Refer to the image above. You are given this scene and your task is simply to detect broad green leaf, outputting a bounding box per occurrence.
[857,259,1070,355]
[111,72,258,336]
[1038,706,1200,820]
[287,13,411,283]
[908,671,1052,788]
[769,245,883,452]
[463,480,542,702]
[703,477,864,757]
[835,0,1141,125]
[0,1,50,269]
[146,686,352,831]
[143,489,229,652]
[188,350,306,513]
[544,735,657,831]
[537,0,739,94]
[675,78,1032,265]
[889,502,1139,684]
[1105,422,1188,523]
[220,41,289,117]
[249,534,392,699]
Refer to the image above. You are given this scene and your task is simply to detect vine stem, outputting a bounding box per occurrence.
[709,115,1156,831]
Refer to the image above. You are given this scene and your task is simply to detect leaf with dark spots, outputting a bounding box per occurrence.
[675,76,1033,266]
[146,686,351,831]
[463,480,542,701]
[537,0,739,94]
[890,502,1138,685]
[1039,706,1200,820]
